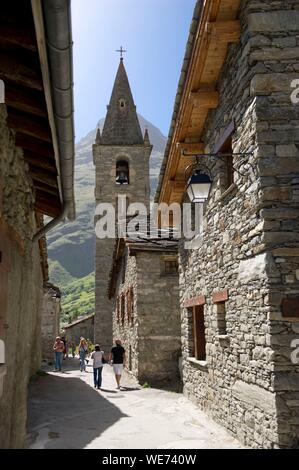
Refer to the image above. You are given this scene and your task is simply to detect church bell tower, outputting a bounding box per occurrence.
[93,57,152,348]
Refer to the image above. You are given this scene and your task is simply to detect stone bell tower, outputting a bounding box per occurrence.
[93,58,152,349]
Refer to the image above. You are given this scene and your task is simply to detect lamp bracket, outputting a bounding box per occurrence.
[182,150,255,178]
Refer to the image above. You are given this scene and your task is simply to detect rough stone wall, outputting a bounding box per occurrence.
[64,316,95,347]
[41,284,61,361]
[0,105,43,448]
[136,251,181,385]
[113,248,181,385]
[93,143,151,350]
[246,0,299,448]
[179,0,299,449]
[113,251,139,377]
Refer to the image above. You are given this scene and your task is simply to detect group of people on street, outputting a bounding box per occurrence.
[53,336,126,390]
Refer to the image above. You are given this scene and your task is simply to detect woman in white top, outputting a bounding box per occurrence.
[91,344,105,389]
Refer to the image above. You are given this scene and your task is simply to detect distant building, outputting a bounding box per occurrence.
[41,283,61,362]
[64,314,95,346]
[156,0,299,449]
[108,231,181,386]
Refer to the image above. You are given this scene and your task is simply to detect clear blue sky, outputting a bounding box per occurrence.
[72,0,196,142]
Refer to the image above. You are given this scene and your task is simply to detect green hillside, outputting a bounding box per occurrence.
[59,271,95,325]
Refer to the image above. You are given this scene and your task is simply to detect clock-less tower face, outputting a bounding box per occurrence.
[93,59,152,349]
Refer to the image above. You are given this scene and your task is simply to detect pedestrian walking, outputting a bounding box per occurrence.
[86,338,92,364]
[53,336,64,372]
[78,337,88,372]
[110,339,126,390]
[69,340,76,358]
[61,336,68,359]
[91,344,105,389]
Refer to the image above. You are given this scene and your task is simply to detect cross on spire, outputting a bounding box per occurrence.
[116,46,127,60]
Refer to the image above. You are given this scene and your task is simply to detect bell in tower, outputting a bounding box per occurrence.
[116,160,129,185]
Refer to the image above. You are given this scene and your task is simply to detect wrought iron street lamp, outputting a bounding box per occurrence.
[184,150,255,203]
[186,169,212,203]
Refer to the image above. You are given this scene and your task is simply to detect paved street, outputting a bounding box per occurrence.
[27,358,243,449]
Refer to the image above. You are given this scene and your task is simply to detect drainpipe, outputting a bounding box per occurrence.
[32,0,75,242]
[33,202,71,242]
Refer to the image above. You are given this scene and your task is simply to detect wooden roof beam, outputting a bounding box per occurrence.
[15,134,55,158]
[0,52,43,91]
[5,86,47,118]
[29,167,58,188]
[0,23,37,52]
[177,142,205,154]
[206,20,241,43]
[23,151,57,173]
[33,181,60,197]
[35,191,61,218]
[7,111,52,142]
[190,90,219,109]
[168,180,186,193]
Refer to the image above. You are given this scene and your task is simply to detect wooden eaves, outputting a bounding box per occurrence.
[156,0,241,206]
[0,1,62,218]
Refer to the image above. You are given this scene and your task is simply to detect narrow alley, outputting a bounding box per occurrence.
[27,359,242,449]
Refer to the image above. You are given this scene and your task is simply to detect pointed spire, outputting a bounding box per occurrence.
[95,127,101,144]
[143,128,150,146]
[101,60,144,145]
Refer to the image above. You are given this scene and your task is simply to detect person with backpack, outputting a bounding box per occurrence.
[78,337,88,372]
[91,344,105,389]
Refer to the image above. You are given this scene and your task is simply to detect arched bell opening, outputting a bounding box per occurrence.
[116,160,129,185]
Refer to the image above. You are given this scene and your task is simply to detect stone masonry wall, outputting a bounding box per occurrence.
[0,105,43,448]
[113,251,139,377]
[247,0,299,447]
[113,247,181,386]
[41,284,61,362]
[180,0,299,449]
[136,251,181,385]
[93,142,151,351]
[64,315,95,347]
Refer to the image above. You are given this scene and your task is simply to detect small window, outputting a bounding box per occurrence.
[164,260,178,275]
[188,305,206,361]
[119,99,126,109]
[220,136,234,190]
[116,297,120,324]
[216,302,227,335]
[214,122,235,192]
[121,295,125,325]
[129,345,132,371]
[127,287,134,325]
[121,252,127,284]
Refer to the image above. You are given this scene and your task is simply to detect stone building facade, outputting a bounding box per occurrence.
[0,1,75,448]
[93,59,152,350]
[41,283,61,362]
[156,0,299,449]
[64,314,95,346]
[0,105,44,448]
[108,236,181,386]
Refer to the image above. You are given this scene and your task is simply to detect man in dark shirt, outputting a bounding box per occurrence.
[110,339,126,390]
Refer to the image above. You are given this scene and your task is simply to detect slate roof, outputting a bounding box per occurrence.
[101,59,144,145]
[64,313,95,329]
